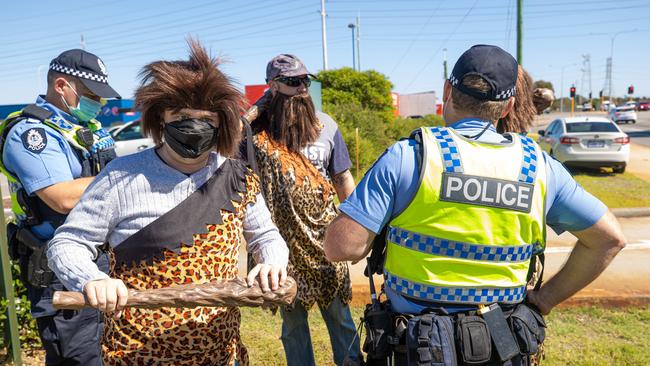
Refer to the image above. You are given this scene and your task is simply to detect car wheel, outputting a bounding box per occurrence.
[632,120,636,124]
[613,165,626,174]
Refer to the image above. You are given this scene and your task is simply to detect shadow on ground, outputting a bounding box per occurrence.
[565,166,618,177]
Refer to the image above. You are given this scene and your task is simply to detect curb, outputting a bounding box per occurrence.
[611,207,650,218]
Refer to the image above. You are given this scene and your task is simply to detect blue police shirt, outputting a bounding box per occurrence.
[3,96,84,240]
[339,118,608,314]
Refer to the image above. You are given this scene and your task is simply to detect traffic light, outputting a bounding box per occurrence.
[589,92,592,100]
[628,85,634,95]
[570,86,576,98]
[599,90,603,98]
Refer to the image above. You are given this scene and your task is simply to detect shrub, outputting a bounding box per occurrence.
[0,262,41,350]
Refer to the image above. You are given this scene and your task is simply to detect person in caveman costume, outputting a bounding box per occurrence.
[47,39,289,365]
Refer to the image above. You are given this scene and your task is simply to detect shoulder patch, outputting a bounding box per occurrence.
[21,128,48,153]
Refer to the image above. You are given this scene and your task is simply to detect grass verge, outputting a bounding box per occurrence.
[572,171,650,208]
[240,305,650,366]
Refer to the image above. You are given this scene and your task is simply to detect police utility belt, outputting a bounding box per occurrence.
[361,258,546,366]
[362,300,546,366]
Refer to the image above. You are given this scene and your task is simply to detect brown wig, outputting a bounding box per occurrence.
[254,92,321,153]
[134,39,244,157]
[497,66,537,134]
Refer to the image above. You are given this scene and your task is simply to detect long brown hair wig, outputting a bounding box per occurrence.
[497,66,537,134]
[134,39,244,157]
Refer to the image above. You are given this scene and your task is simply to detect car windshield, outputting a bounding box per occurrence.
[566,122,618,133]
[616,106,634,111]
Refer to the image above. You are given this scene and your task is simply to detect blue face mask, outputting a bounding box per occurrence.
[61,81,104,122]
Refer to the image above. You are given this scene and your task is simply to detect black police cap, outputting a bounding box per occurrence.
[449,45,517,101]
[49,49,121,99]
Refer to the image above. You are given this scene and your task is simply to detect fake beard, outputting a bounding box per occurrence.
[266,92,320,153]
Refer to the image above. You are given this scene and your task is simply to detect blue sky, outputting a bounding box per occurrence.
[1,0,649,104]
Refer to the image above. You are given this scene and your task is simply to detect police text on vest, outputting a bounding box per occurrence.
[440,173,534,212]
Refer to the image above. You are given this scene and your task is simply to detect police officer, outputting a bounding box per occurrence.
[323,45,626,365]
[0,49,119,365]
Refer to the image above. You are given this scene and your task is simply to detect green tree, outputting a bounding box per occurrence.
[317,68,394,112]
[533,80,554,91]
[318,67,444,178]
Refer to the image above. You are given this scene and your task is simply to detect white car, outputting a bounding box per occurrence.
[624,101,638,110]
[110,120,154,156]
[537,116,630,173]
[600,101,616,112]
[608,105,637,124]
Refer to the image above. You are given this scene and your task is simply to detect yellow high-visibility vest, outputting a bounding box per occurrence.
[0,106,111,217]
[384,126,546,305]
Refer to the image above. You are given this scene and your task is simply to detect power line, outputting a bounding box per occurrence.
[1,0,306,63]
[328,3,649,19]
[504,0,514,48]
[404,0,479,91]
[389,0,445,74]
[1,0,230,46]
[0,3,313,69]
[0,16,321,80]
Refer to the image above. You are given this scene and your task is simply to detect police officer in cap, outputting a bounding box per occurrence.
[324,45,626,365]
[0,49,119,365]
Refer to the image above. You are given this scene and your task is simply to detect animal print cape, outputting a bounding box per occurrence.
[253,130,352,309]
[103,159,258,366]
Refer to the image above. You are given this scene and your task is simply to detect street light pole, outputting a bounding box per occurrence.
[559,63,576,113]
[516,0,523,64]
[355,15,361,71]
[608,29,637,102]
[320,0,328,70]
[443,48,448,80]
[348,23,356,71]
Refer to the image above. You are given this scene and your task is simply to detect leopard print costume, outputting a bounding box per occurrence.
[102,164,259,366]
[253,131,351,309]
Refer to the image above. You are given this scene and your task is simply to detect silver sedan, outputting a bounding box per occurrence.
[537,116,630,173]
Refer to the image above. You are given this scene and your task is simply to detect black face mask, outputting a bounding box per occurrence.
[163,118,218,159]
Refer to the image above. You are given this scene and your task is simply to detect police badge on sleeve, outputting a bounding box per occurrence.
[21,128,47,153]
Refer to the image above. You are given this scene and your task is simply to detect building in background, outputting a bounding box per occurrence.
[397,91,438,118]
[244,81,323,111]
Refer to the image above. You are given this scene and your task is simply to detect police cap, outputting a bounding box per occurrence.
[449,45,517,101]
[49,49,121,99]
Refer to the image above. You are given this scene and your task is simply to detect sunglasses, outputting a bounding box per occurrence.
[275,76,311,88]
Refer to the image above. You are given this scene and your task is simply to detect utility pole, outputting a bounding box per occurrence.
[348,23,356,70]
[603,57,612,101]
[355,14,361,71]
[516,0,523,64]
[80,34,86,50]
[320,0,328,70]
[580,54,591,106]
[443,48,448,80]
[582,54,592,106]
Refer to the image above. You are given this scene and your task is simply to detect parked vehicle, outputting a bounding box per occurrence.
[110,120,154,156]
[580,102,594,111]
[624,101,638,110]
[638,101,650,111]
[608,105,637,124]
[600,101,616,111]
[537,116,630,173]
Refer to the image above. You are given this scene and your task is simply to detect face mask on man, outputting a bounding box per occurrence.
[163,118,218,159]
[61,81,104,122]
